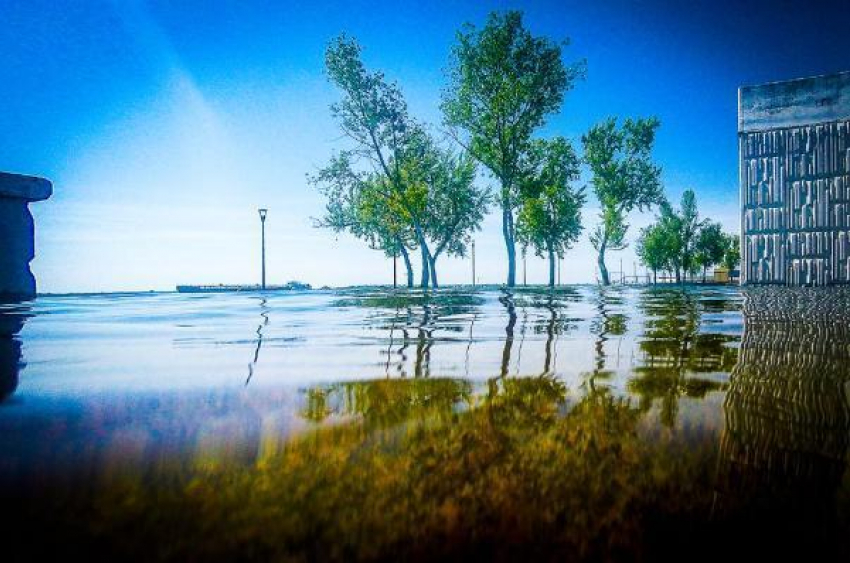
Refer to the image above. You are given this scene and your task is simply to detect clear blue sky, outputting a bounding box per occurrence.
[3,0,849,292]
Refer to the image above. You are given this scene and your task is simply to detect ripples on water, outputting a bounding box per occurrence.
[0,286,847,560]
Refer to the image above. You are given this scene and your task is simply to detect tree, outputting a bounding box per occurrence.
[422,149,490,287]
[319,34,435,288]
[660,189,705,283]
[722,234,741,272]
[516,138,585,287]
[637,189,711,284]
[582,117,663,285]
[636,222,673,284]
[442,10,585,287]
[693,222,726,281]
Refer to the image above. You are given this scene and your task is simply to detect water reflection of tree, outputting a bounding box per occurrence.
[589,286,628,384]
[498,290,517,378]
[715,301,850,544]
[629,288,738,426]
[301,377,474,428]
[509,287,581,378]
[336,290,485,377]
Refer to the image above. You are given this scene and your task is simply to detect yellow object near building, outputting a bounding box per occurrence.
[714,268,730,283]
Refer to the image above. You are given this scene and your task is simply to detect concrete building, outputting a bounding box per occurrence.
[0,172,52,298]
[739,71,850,285]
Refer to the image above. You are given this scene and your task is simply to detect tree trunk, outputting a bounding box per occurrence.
[652,269,657,285]
[428,255,439,289]
[702,265,707,283]
[428,244,447,289]
[414,224,430,289]
[548,245,556,288]
[502,205,516,287]
[398,245,414,288]
[597,234,610,286]
[420,246,430,289]
[675,268,681,284]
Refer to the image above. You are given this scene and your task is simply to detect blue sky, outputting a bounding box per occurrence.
[3,0,849,292]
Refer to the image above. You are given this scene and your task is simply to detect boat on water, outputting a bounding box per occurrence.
[176,281,312,293]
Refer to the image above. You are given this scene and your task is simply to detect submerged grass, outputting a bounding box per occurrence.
[6,373,849,561]
[12,379,718,561]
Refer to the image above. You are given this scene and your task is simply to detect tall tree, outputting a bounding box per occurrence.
[442,10,585,287]
[693,221,726,280]
[582,117,663,285]
[320,34,434,288]
[516,138,585,287]
[422,149,490,287]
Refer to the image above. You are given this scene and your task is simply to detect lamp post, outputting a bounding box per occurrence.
[258,208,267,290]
[471,240,476,287]
[522,248,527,286]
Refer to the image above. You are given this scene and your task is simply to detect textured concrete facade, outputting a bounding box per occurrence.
[739,71,850,285]
[0,172,52,298]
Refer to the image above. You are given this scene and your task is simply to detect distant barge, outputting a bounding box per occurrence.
[177,282,311,293]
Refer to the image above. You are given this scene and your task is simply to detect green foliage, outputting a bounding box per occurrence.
[636,222,675,277]
[442,11,584,195]
[637,190,740,283]
[694,222,726,276]
[325,34,416,169]
[582,117,663,284]
[442,10,585,285]
[661,189,705,277]
[310,152,415,259]
[423,148,490,260]
[515,137,586,284]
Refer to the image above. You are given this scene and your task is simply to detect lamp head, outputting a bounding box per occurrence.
[258,208,268,221]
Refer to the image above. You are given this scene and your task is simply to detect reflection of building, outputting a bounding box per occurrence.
[739,72,850,285]
[716,289,850,529]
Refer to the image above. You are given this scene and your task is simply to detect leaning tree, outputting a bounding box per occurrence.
[582,117,663,285]
[315,35,440,287]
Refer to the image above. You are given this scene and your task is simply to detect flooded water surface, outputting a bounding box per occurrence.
[0,286,847,560]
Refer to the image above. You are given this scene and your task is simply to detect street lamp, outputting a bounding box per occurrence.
[471,240,476,287]
[258,208,268,290]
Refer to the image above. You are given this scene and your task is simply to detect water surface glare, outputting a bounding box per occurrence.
[0,286,847,560]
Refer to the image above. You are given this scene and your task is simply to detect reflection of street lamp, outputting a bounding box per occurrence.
[258,208,268,290]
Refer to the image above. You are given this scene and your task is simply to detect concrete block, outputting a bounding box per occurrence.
[0,172,52,298]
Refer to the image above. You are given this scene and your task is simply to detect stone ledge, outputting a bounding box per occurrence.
[0,172,52,202]
[739,71,850,133]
